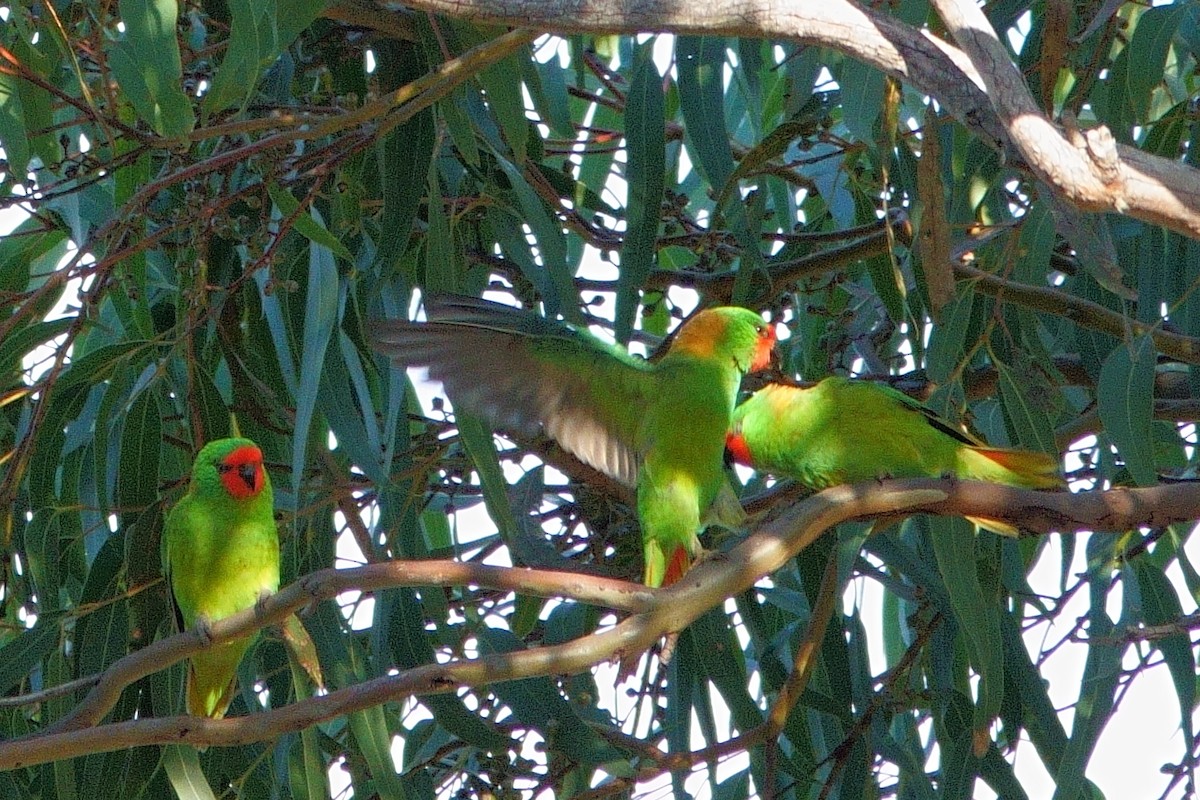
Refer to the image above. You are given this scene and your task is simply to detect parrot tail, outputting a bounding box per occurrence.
[961,446,1065,490]
[662,546,691,587]
[965,515,1021,538]
[959,446,1065,536]
[186,644,247,719]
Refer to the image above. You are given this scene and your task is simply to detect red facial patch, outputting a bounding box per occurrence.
[217,444,265,500]
[725,430,754,467]
[750,324,777,372]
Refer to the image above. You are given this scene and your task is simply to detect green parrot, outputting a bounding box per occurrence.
[162,437,280,718]
[726,378,1064,534]
[373,295,777,587]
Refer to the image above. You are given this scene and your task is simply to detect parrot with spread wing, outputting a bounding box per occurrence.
[726,378,1064,534]
[162,437,280,718]
[373,295,776,587]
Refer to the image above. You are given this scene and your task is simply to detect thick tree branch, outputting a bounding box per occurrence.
[4,480,1198,766]
[402,0,1004,144]
[929,0,1200,237]
[396,0,1200,239]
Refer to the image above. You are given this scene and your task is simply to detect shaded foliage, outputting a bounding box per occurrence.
[1,1,1199,799]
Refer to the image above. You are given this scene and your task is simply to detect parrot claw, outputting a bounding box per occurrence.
[191,615,215,645]
[691,547,724,571]
[254,588,275,615]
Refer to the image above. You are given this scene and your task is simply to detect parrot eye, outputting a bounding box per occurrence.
[216,462,233,474]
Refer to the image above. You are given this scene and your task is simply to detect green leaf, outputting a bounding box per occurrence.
[926,285,975,384]
[929,517,1004,736]
[454,413,522,552]
[116,386,162,521]
[690,609,764,734]
[0,623,59,696]
[1107,5,1189,130]
[995,358,1058,455]
[0,33,59,176]
[108,0,195,137]
[837,58,886,147]
[374,40,437,276]
[386,588,510,752]
[616,43,665,344]
[492,154,578,321]
[676,36,735,191]
[24,509,62,614]
[290,233,340,500]
[161,744,217,800]
[203,0,331,114]
[309,601,409,799]
[0,69,33,178]
[1052,539,1122,798]
[525,48,574,137]
[1130,561,1195,756]
[475,40,530,161]
[287,656,326,800]
[268,183,354,262]
[0,220,68,296]
[1097,334,1157,485]
[477,627,623,767]
[74,533,130,679]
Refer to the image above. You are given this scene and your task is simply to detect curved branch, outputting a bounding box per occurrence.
[399,0,1200,239]
[402,0,1005,145]
[929,0,1200,237]
[4,480,1198,766]
[956,263,1200,365]
[48,561,654,734]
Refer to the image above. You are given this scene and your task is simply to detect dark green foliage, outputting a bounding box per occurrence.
[1,2,1198,798]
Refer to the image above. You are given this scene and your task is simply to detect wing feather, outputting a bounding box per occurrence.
[374,296,653,486]
[874,382,985,447]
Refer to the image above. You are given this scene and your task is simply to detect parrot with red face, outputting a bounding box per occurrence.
[162,437,280,718]
[726,378,1064,534]
[374,295,776,586]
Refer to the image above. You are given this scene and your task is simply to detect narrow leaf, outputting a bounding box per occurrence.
[268,183,353,262]
[162,745,217,800]
[109,0,195,137]
[1097,334,1157,485]
[291,234,340,500]
[616,43,665,344]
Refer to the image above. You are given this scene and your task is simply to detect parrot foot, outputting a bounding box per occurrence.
[254,588,276,617]
[191,615,215,645]
[690,547,725,572]
[296,575,323,615]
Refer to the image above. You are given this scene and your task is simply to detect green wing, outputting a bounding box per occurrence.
[162,493,216,631]
[870,381,985,447]
[160,496,189,632]
[374,295,655,486]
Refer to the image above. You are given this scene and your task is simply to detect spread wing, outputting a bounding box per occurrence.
[373,295,655,487]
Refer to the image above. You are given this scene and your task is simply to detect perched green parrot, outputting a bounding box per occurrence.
[374,295,777,587]
[726,378,1064,534]
[162,437,280,718]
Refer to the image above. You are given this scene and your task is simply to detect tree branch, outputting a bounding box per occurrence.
[956,262,1200,365]
[929,0,1200,237]
[399,0,1200,239]
[47,562,655,735]
[6,480,1198,767]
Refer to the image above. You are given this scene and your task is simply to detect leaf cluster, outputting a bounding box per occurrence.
[1,1,1200,799]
